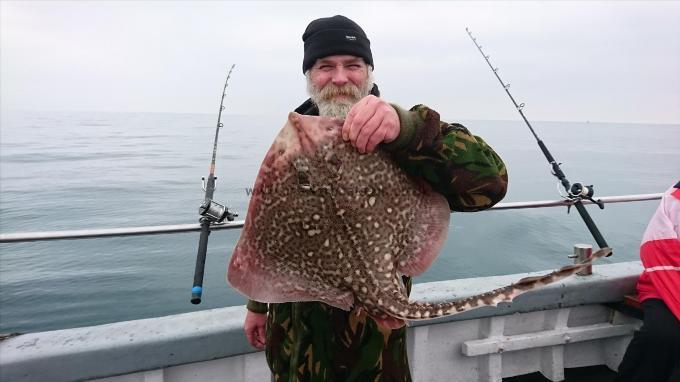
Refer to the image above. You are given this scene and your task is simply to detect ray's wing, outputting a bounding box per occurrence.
[395,183,451,276]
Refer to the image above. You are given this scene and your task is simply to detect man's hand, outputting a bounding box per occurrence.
[355,307,406,330]
[342,95,400,154]
[373,315,406,330]
[244,310,267,350]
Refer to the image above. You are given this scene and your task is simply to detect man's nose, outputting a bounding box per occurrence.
[331,68,349,86]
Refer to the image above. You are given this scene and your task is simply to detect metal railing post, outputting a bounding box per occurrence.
[569,244,593,276]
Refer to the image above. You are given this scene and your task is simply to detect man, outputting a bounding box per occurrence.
[615,182,680,382]
[243,15,508,381]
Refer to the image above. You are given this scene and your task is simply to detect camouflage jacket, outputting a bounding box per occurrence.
[246,93,508,382]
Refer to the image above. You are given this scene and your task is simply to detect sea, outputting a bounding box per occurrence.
[0,110,678,334]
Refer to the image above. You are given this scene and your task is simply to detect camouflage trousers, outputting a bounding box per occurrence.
[265,301,412,382]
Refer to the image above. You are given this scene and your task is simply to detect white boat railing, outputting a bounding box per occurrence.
[0,193,662,243]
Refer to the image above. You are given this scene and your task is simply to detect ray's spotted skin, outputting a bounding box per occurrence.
[228,113,610,327]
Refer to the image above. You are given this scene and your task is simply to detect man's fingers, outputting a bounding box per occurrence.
[381,104,400,143]
[375,315,406,329]
[254,337,265,350]
[371,314,406,330]
[347,107,373,145]
[363,104,400,153]
[341,95,399,153]
[346,96,377,144]
[256,323,266,348]
[247,327,265,350]
[342,96,368,141]
[245,329,257,347]
[244,310,267,350]
[365,125,388,153]
[342,105,358,141]
[358,114,386,153]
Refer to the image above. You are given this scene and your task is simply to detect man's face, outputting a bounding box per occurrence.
[306,55,373,118]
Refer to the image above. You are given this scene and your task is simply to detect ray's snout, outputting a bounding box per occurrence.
[287,112,343,156]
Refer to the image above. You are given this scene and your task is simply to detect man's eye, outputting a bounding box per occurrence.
[347,64,362,70]
[319,65,333,70]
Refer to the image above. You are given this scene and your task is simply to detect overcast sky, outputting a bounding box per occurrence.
[1,1,679,124]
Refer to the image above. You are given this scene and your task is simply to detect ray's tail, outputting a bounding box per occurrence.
[380,247,612,320]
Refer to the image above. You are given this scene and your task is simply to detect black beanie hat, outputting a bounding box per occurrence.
[302,15,373,73]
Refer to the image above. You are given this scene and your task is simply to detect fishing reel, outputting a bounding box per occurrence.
[199,199,238,223]
[567,183,605,210]
[199,176,238,223]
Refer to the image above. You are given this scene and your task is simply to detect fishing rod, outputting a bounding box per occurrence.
[191,64,238,304]
[465,28,610,253]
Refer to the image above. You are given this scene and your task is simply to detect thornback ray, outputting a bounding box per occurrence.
[227,112,611,327]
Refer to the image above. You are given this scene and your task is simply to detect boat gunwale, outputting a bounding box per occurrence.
[0,261,642,382]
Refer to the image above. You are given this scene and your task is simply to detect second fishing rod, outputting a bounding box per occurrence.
[465,28,610,253]
[191,64,238,304]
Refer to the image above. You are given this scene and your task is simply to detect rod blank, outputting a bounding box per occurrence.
[465,27,610,251]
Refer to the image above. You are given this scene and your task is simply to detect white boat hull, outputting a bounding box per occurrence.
[1,262,642,382]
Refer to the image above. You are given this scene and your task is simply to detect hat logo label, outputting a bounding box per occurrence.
[345,35,357,41]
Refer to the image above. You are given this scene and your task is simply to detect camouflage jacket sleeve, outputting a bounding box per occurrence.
[383,104,508,212]
[247,300,268,314]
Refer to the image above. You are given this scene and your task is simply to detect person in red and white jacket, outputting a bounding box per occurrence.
[616,181,680,382]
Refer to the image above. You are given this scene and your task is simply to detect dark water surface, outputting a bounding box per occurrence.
[1,110,678,333]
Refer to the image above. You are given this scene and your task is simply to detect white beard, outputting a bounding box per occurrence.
[306,70,374,118]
